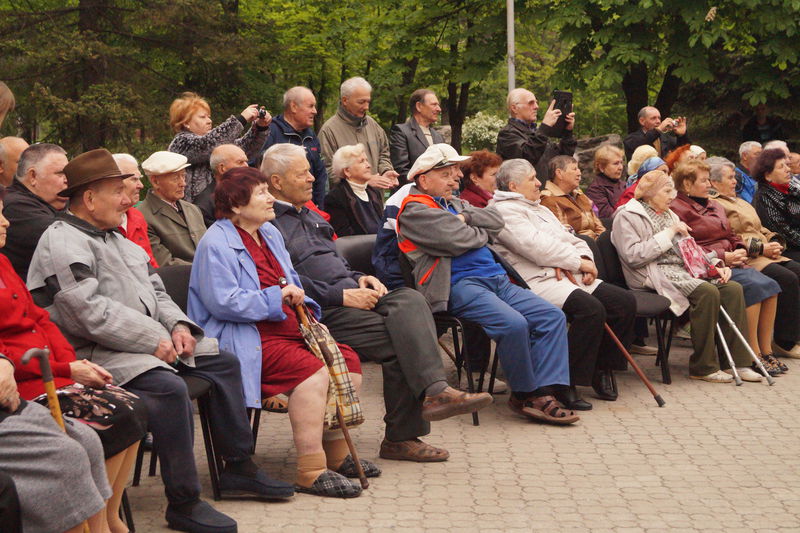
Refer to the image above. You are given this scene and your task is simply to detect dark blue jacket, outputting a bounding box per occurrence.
[255,114,328,208]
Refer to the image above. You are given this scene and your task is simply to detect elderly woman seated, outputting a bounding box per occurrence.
[626,144,659,186]
[541,155,606,239]
[491,159,635,410]
[585,144,626,219]
[458,149,503,208]
[708,156,800,362]
[670,159,782,376]
[612,171,761,383]
[324,143,384,236]
[189,167,377,498]
[753,148,800,263]
[616,156,669,210]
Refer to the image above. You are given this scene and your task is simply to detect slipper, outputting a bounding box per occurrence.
[262,395,288,413]
[508,394,579,425]
[690,370,733,383]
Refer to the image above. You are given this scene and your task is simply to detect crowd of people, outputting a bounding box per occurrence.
[1,76,799,533]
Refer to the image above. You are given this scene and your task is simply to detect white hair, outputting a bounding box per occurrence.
[763,140,789,155]
[331,144,366,181]
[283,86,313,110]
[340,77,372,99]
[112,153,138,167]
[496,159,535,191]
[738,141,762,157]
[706,156,735,182]
[260,143,306,179]
[507,88,533,112]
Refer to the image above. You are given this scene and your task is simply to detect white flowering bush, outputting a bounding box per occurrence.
[462,112,506,152]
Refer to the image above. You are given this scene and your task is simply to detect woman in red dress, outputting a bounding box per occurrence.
[189,167,378,498]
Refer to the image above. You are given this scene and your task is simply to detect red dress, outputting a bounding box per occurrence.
[235,226,360,397]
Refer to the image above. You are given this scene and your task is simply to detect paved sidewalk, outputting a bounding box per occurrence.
[128,338,800,532]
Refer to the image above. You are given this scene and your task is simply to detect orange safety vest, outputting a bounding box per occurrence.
[396,193,446,285]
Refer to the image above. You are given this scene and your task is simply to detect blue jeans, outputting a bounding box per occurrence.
[448,275,570,392]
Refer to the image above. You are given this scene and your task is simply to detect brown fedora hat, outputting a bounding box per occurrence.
[59,148,133,197]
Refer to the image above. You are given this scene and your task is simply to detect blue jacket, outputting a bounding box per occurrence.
[187,218,320,408]
[255,114,328,208]
[735,166,757,204]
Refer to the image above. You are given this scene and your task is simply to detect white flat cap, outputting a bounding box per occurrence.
[407,143,470,182]
[141,151,191,176]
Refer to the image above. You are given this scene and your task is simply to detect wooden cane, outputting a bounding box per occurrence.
[22,349,91,532]
[563,271,666,407]
[295,305,369,489]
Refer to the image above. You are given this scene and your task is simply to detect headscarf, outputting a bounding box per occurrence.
[636,157,667,180]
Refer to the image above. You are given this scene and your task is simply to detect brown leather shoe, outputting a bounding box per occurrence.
[379,438,450,462]
[421,387,493,422]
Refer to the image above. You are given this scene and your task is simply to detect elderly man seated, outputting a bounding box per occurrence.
[395,146,578,425]
[264,143,492,462]
[195,144,249,228]
[27,149,293,533]
[490,159,635,408]
[112,153,159,267]
[139,151,207,266]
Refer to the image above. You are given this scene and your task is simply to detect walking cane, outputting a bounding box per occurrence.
[718,306,776,386]
[22,348,91,533]
[715,323,742,385]
[562,270,666,407]
[294,305,369,489]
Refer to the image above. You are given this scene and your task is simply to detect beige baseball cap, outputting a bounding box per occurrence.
[407,143,470,182]
[141,151,191,176]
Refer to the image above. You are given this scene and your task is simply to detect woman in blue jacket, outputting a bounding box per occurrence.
[188,167,378,498]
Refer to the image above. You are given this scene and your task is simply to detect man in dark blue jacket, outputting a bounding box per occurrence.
[254,86,328,207]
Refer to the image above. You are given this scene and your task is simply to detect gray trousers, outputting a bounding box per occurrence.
[322,288,446,442]
[0,401,111,533]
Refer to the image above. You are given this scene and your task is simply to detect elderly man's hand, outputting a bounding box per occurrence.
[541,100,561,127]
[565,112,575,131]
[0,359,20,413]
[673,116,688,136]
[154,339,178,364]
[171,323,196,358]
[343,288,379,310]
[358,275,388,297]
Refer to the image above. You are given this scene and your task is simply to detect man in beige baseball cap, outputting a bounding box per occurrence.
[138,151,206,266]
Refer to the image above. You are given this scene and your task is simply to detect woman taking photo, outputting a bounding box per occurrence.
[167,92,271,202]
[611,171,761,383]
[188,167,377,498]
[753,148,800,262]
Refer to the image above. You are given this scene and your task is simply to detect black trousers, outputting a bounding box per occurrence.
[561,282,636,386]
[762,260,800,349]
[322,288,447,442]
[0,471,21,533]
[125,350,253,505]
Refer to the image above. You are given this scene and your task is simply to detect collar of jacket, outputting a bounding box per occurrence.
[273,201,306,218]
[274,114,313,140]
[408,185,450,209]
[336,105,367,129]
[620,195,678,227]
[56,211,118,240]
[769,181,791,195]
[510,117,536,131]
[544,180,571,197]
[594,172,621,186]
[491,189,540,207]
[675,191,713,214]
[8,178,60,211]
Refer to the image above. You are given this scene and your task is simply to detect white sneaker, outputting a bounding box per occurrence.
[460,372,508,394]
[726,367,763,382]
[630,343,658,355]
[690,370,734,383]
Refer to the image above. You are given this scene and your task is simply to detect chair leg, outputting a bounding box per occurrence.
[654,317,672,384]
[121,489,135,532]
[197,395,222,501]
[453,322,479,426]
[147,441,158,478]
[487,350,500,395]
[248,407,262,454]
[132,437,146,487]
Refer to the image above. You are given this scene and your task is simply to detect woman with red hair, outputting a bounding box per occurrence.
[459,150,503,208]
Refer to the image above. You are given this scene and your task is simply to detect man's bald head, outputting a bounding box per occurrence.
[507,88,538,123]
[638,106,662,132]
[210,144,248,180]
[0,136,29,186]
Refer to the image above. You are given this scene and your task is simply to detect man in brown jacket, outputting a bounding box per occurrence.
[139,151,207,266]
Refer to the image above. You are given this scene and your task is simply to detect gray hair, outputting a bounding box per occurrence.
[112,153,138,167]
[637,106,652,120]
[331,143,366,181]
[16,143,66,180]
[261,143,306,178]
[496,159,535,192]
[340,77,372,99]
[209,144,240,175]
[738,140,762,157]
[506,88,533,111]
[706,156,735,182]
[283,86,313,110]
[763,139,789,154]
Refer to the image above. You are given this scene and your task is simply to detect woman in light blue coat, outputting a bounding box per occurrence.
[188,167,375,498]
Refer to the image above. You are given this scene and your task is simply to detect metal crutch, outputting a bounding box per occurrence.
[718,306,776,386]
[715,323,742,386]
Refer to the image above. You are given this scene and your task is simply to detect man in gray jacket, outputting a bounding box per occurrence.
[27,148,293,533]
[390,89,444,183]
[396,149,578,425]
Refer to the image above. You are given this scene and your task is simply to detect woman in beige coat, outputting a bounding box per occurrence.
[709,157,800,361]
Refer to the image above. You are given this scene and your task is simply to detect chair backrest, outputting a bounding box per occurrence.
[335,234,377,276]
[156,264,193,313]
[595,231,626,287]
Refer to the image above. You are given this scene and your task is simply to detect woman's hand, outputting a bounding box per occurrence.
[723,249,747,267]
[69,359,113,388]
[578,258,598,285]
[0,359,20,412]
[240,104,261,123]
[763,241,783,259]
[281,284,305,306]
[672,222,691,237]
[717,266,732,283]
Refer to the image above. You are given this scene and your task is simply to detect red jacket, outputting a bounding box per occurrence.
[0,254,75,399]
[670,192,746,260]
[119,207,159,268]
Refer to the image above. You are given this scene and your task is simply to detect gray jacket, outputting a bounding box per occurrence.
[396,187,505,312]
[27,214,217,386]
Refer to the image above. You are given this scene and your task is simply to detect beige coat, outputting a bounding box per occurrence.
[490,190,601,307]
[540,180,606,239]
[713,193,788,271]
[139,190,206,266]
[318,106,394,183]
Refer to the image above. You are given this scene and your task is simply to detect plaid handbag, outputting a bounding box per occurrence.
[297,307,364,429]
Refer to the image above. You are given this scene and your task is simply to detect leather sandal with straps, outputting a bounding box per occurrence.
[508,394,580,425]
[379,438,450,462]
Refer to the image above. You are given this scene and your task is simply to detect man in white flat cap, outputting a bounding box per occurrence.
[139,151,207,266]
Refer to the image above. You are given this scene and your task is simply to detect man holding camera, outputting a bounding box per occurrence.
[623,106,690,160]
[496,88,576,184]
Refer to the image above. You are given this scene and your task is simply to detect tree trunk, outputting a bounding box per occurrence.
[621,62,649,134]
[447,80,470,153]
[77,0,109,150]
[394,57,419,125]
[654,64,681,119]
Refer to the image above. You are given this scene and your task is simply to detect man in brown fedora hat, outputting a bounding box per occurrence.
[27,148,294,533]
